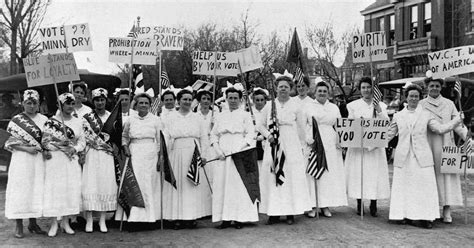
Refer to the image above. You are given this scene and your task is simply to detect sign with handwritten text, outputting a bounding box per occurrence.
[192,51,239,77]
[39,23,92,54]
[440,146,474,174]
[335,118,390,148]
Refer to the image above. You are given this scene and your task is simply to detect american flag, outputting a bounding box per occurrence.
[161,63,170,89]
[269,100,285,186]
[372,81,383,107]
[192,80,213,92]
[187,142,202,186]
[159,131,177,189]
[463,137,472,155]
[286,28,305,84]
[150,97,160,115]
[307,117,328,179]
[294,67,304,85]
[454,78,462,97]
[127,23,138,38]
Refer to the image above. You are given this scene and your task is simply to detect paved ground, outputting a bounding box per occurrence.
[0,170,473,247]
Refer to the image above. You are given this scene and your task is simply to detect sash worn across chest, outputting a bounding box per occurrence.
[83,111,104,134]
[6,113,43,150]
[44,118,75,140]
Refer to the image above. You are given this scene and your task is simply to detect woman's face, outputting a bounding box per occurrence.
[118,94,130,110]
[427,81,442,98]
[276,80,291,99]
[200,94,212,109]
[178,93,193,112]
[93,97,106,111]
[406,89,421,109]
[253,94,266,110]
[315,86,329,104]
[23,99,38,115]
[296,81,308,97]
[73,87,86,103]
[360,82,372,99]
[163,94,176,110]
[227,92,241,110]
[62,101,75,115]
[136,97,150,114]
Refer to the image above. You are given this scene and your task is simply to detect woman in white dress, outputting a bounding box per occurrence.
[120,93,162,224]
[82,88,117,233]
[114,88,136,123]
[260,76,312,225]
[161,88,208,229]
[293,76,314,107]
[211,86,259,229]
[345,76,390,217]
[388,84,463,228]
[419,78,469,223]
[305,82,348,217]
[71,82,92,117]
[42,93,86,237]
[5,90,48,238]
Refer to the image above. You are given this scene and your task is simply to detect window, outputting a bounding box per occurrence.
[410,5,418,40]
[377,17,385,32]
[389,14,395,45]
[423,2,431,37]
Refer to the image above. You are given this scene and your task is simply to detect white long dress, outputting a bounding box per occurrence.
[252,104,270,208]
[196,109,214,217]
[345,99,390,200]
[388,106,460,221]
[305,100,348,208]
[162,111,210,220]
[420,96,468,206]
[82,111,117,211]
[43,115,86,217]
[117,113,162,222]
[259,98,313,215]
[210,108,259,222]
[5,113,48,219]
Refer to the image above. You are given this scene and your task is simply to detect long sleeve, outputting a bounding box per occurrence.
[210,116,220,146]
[259,109,271,139]
[295,107,306,144]
[73,128,86,152]
[154,118,162,152]
[243,114,256,146]
[122,118,131,146]
[450,107,468,140]
[428,115,462,135]
[387,118,399,141]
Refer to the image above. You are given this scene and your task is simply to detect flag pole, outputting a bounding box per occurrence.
[116,157,130,231]
[463,144,469,225]
[237,60,255,125]
[211,51,218,119]
[360,118,365,220]
[157,51,164,231]
[202,166,213,194]
[314,177,319,219]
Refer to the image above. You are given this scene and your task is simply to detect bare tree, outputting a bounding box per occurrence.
[0,0,49,75]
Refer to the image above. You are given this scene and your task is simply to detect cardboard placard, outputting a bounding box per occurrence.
[352,31,387,63]
[39,23,92,54]
[428,45,474,79]
[108,37,158,65]
[23,53,80,87]
[135,26,184,51]
[440,146,474,174]
[335,118,390,148]
[237,46,263,73]
[192,51,239,77]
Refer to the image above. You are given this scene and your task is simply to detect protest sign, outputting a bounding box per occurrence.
[427,45,474,79]
[23,53,80,87]
[108,37,158,65]
[135,26,184,51]
[335,118,390,148]
[39,23,92,54]
[352,31,387,63]
[440,146,474,174]
[237,46,263,73]
[192,51,239,77]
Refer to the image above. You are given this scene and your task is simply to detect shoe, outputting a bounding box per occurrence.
[321,208,332,218]
[62,227,75,235]
[356,199,363,216]
[286,215,294,225]
[420,220,433,229]
[234,221,243,229]
[305,210,316,218]
[266,216,279,225]
[85,222,93,233]
[14,228,24,239]
[370,200,378,217]
[187,220,197,229]
[28,224,47,235]
[48,224,58,237]
[443,216,452,224]
[99,222,108,233]
[173,221,183,230]
[216,221,231,229]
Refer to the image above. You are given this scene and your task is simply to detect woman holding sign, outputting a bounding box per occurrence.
[304,82,348,217]
[345,77,390,217]
[388,84,463,228]
[419,78,469,223]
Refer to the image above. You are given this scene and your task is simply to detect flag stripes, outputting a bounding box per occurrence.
[372,82,382,107]
[454,79,462,97]
[150,97,160,115]
[269,101,285,186]
[161,66,170,89]
[306,117,328,179]
[187,142,202,186]
[294,66,304,84]
[192,80,213,92]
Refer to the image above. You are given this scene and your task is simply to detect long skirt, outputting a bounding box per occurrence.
[345,147,390,200]
[163,137,209,220]
[389,152,439,221]
[82,148,117,211]
[5,151,44,219]
[115,140,161,222]
[212,133,259,222]
[43,151,82,217]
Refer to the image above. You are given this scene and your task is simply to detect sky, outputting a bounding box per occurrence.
[42,0,374,74]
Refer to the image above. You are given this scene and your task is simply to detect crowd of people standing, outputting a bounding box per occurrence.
[4,72,472,239]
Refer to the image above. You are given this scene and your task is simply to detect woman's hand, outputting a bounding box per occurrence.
[42,150,52,160]
[123,145,131,157]
[374,104,382,114]
[267,135,275,144]
[22,146,39,155]
[201,158,207,166]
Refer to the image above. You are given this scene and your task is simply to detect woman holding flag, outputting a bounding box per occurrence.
[304,81,348,217]
[259,75,312,225]
[345,76,390,217]
[81,88,117,233]
[42,93,86,237]
[162,87,209,229]
[5,90,48,238]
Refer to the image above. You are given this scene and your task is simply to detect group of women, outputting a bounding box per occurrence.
[4,73,472,238]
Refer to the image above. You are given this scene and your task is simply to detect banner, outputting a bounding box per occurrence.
[108,37,158,65]
[352,31,387,63]
[135,26,184,51]
[335,118,390,148]
[237,46,263,73]
[427,45,474,79]
[440,146,474,174]
[23,53,80,87]
[192,51,239,77]
[39,23,92,54]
